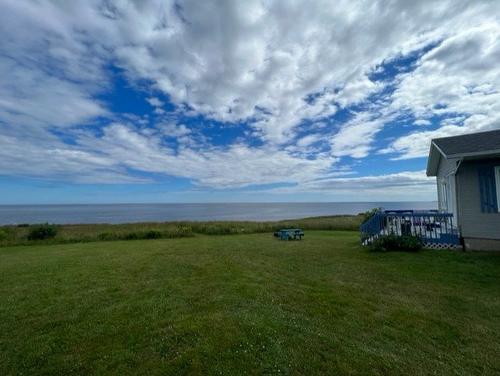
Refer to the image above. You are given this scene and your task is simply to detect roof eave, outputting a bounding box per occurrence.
[425,142,437,176]
[426,142,444,177]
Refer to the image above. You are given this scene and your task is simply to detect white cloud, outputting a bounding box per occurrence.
[379,126,466,160]
[330,112,390,158]
[0,0,500,195]
[0,58,107,129]
[0,129,142,184]
[414,119,431,126]
[147,97,164,108]
[297,170,433,190]
[268,170,436,201]
[386,23,500,158]
[3,0,485,143]
[296,134,321,148]
[158,122,191,138]
[66,123,338,188]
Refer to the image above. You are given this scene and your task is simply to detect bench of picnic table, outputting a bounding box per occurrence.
[274,228,304,240]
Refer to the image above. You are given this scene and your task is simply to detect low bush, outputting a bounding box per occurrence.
[164,226,193,238]
[27,224,58,240]
[98,232,117,241]
[123,232,140,240]
[370,234,422,252]
[0,228,8,241]
[198,224,234,235]
[144,230,163,239]
[83,230,161,242]
[120,227,193,241]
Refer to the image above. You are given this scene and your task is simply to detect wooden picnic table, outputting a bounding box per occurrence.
[274,228,304,240]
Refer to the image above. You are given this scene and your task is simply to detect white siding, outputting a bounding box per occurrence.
[436,157,459,223]
[456,159,500,240]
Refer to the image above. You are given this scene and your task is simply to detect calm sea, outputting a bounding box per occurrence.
[0,202,437,225]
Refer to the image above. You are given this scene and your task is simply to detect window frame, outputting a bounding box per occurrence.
[441,179,448,211]
[495,166,500,213]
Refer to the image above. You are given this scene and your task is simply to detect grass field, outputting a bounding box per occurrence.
[1,231,500,375]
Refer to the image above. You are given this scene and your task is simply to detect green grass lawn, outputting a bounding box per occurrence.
[1,231,499,375]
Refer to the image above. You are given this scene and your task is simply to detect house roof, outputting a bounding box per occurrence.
[433,129,500,157]
[426,129,500,176]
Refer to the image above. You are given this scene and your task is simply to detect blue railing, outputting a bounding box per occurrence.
[360,210,461,248]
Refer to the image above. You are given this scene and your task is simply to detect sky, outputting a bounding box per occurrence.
[1,0,500,204]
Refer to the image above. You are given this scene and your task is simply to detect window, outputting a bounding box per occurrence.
[496,166,500,213]
[479,165,500,213]
[441,180,448,211]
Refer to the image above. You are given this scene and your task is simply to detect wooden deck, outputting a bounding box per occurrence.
[360,210,461,249]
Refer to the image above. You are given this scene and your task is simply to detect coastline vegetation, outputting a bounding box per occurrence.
[0,214,363,247]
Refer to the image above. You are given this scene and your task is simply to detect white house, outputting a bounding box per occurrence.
[427,129,500,251]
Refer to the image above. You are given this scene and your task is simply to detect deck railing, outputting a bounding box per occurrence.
[360,210,461,249]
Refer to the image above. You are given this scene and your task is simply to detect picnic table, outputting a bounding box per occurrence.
[274,228,304,240]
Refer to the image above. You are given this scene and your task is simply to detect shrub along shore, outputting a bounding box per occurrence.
[0,215,364,247]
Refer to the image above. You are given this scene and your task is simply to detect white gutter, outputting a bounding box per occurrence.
[446,148,500,159]
[444,158,463,178]
[432,141,447,158]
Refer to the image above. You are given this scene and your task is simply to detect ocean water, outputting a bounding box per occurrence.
[0,202,437,225]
